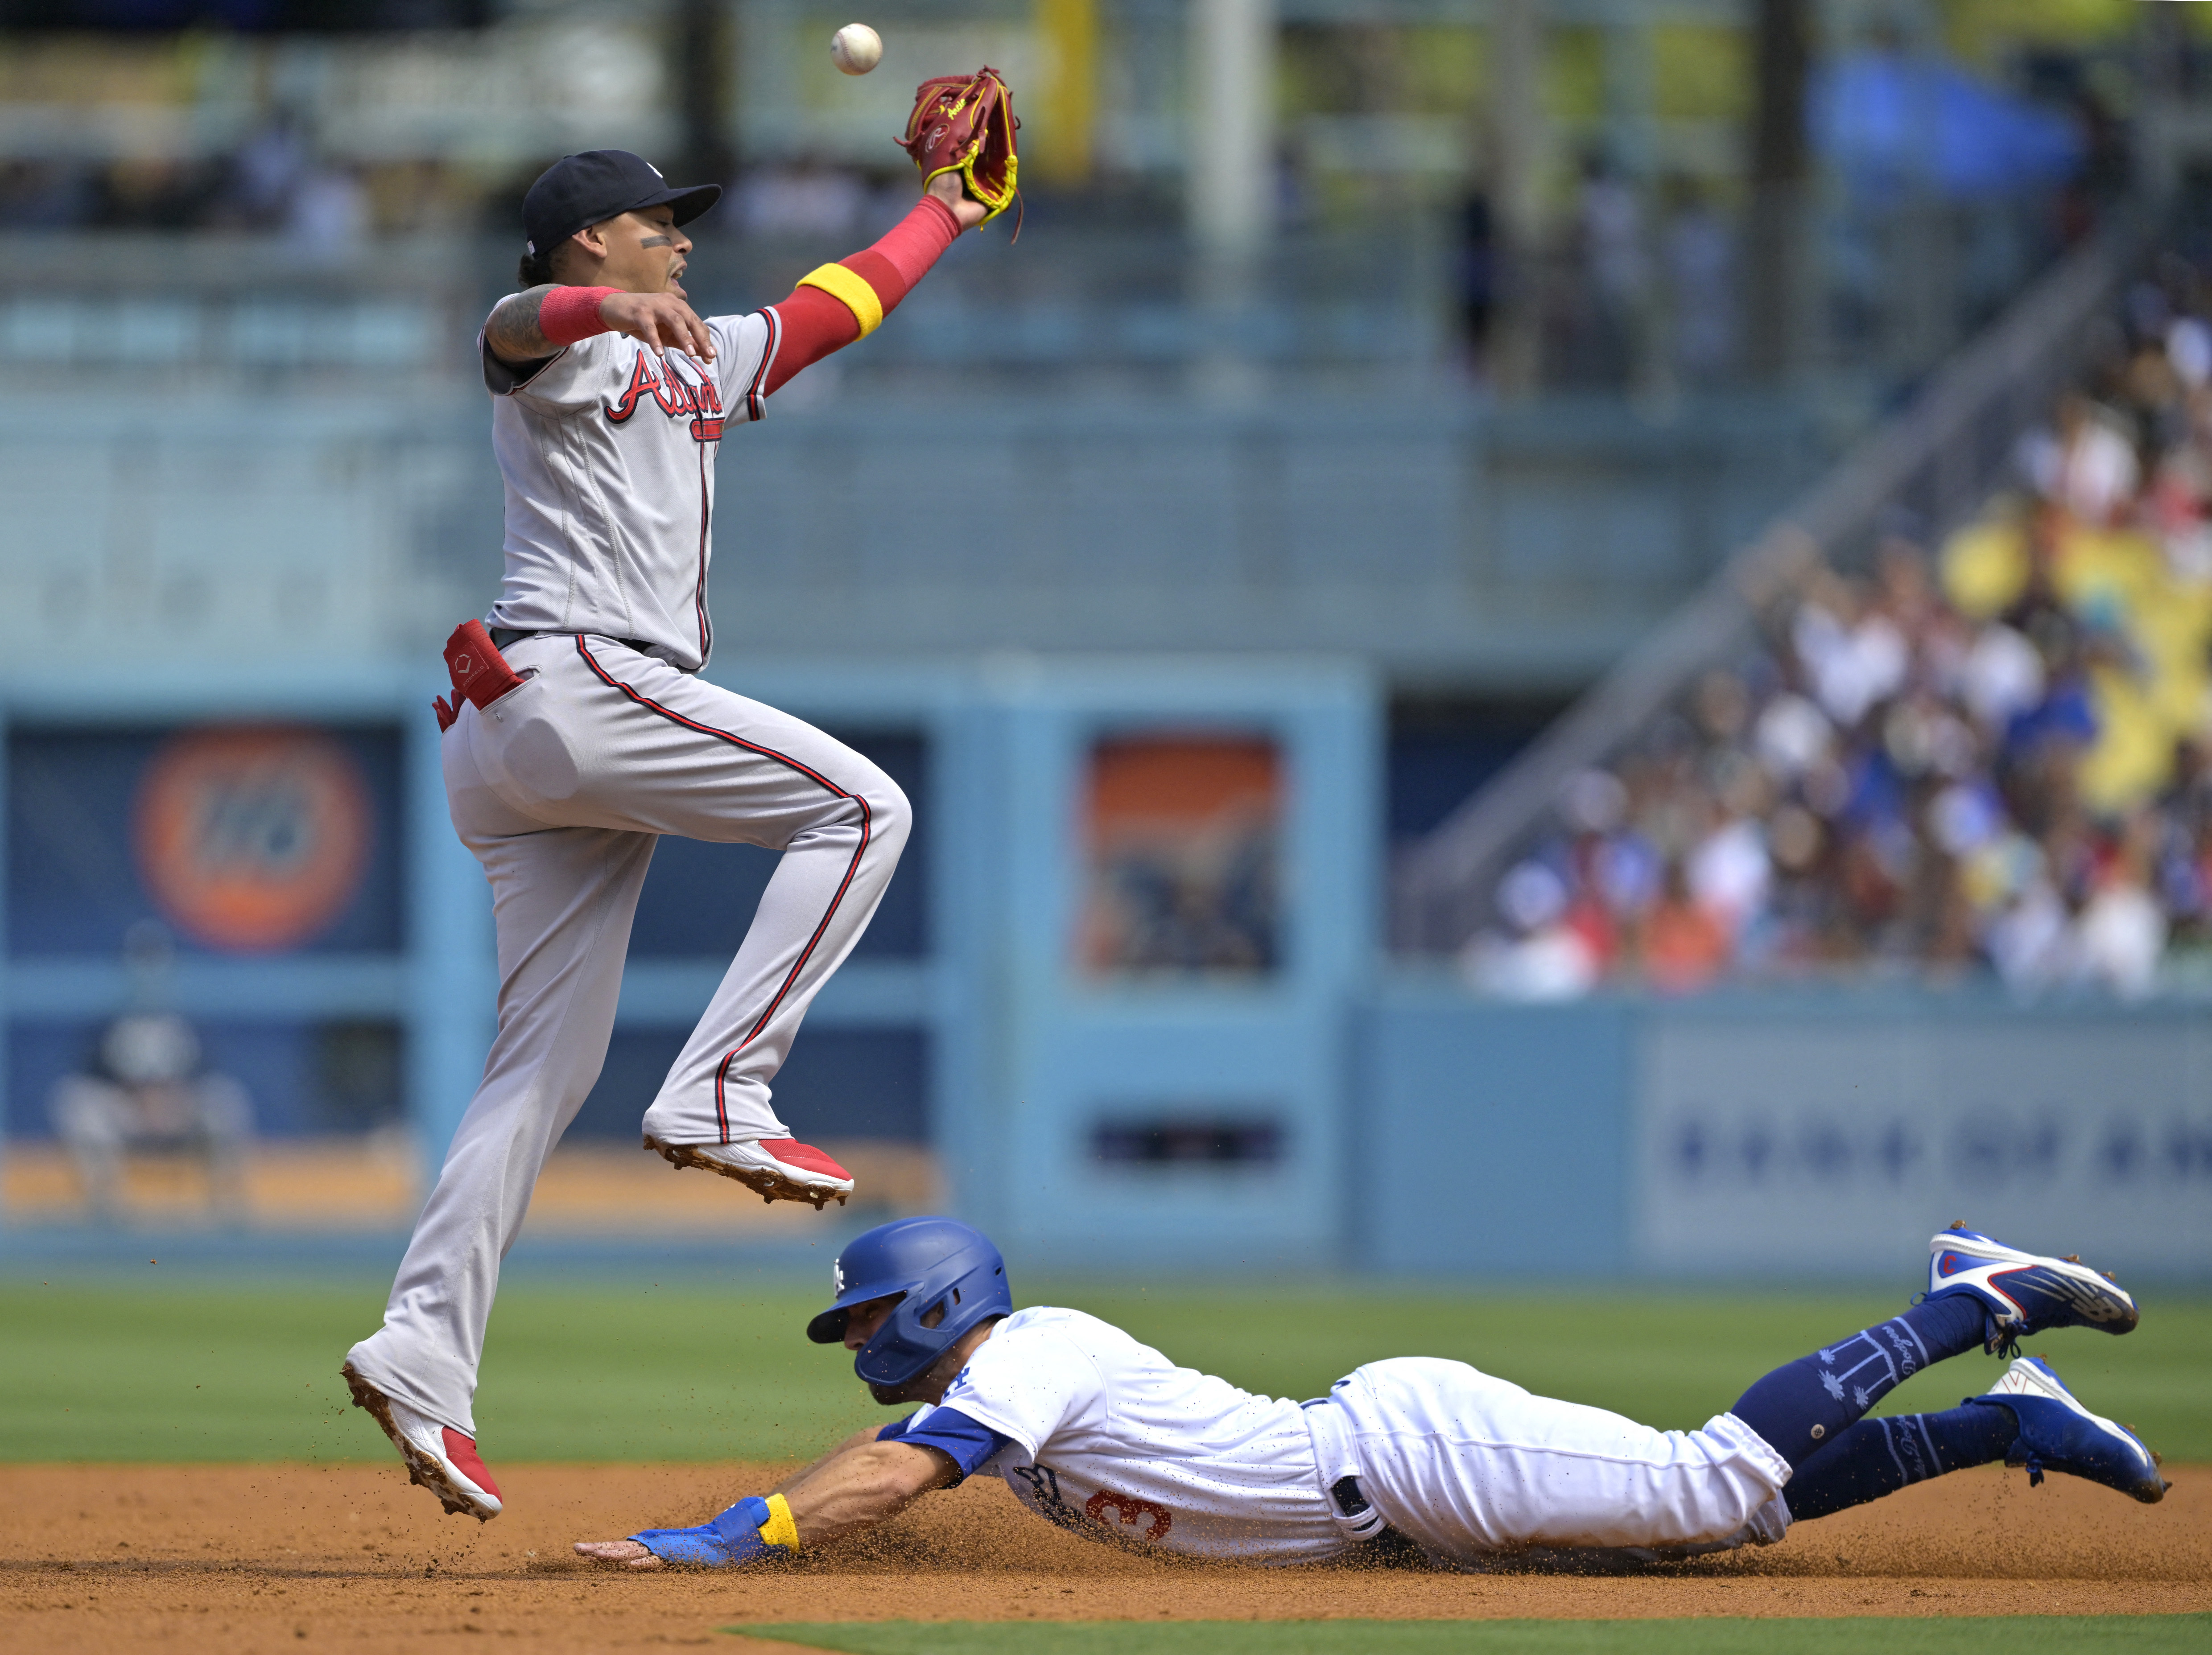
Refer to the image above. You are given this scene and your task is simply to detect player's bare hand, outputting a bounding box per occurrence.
[600,291,715,362]
[925,172,989,232]
[573,1540,664,1570]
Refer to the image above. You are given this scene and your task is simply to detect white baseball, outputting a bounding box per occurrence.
[830,23,882,76]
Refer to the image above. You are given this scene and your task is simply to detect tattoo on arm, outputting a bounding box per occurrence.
[484,286,559,364]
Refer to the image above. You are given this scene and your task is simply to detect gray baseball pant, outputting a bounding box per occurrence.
[347,633,910,1435]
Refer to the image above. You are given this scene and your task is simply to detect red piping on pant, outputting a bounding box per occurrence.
[693,440,713,664]
[575,635,873,1140]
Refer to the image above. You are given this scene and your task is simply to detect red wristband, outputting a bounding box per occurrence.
[540,285,621,346]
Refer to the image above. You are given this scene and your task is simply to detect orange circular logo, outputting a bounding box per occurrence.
[134,727,372,953]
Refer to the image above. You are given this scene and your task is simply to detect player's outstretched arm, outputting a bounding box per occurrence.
[754,173,986,397]
[574,1434,955,1569]
[769,1422,887,1494]
[786,1437,960,1539]
[485,286,716,367]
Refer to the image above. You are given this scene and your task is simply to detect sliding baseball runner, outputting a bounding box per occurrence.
[576,1221,2163,1572]
[343,73,1022,1521]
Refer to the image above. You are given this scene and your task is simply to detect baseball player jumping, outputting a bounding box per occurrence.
[577,1219,2165,1571]
[344,74,1019,1523]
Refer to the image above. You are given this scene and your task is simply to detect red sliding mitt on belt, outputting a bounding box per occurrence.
[897,67,1019,232]
[433,619,527,732]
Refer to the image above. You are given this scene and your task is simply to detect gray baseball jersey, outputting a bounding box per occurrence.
[346,307,908,1440]
[480,314,780,671]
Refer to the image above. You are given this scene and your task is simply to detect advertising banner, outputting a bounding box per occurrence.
[1636,1008,2212,1277]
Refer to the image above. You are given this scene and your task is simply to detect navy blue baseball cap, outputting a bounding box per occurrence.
[522,149,722,257]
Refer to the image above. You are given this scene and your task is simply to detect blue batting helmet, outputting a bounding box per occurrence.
[805,1216,1013,1387]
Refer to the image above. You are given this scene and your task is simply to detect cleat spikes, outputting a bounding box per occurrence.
[342,1362,501,1520]
[645,1134,854,1209]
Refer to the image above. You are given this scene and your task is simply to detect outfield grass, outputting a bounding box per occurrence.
[1,1280,2206,1462]
[735,1619,2212,1655]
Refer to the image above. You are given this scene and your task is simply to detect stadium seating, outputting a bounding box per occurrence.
[1469,283,2212,998]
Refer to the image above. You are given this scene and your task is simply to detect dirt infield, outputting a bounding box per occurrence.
[1,1462,2205,1654]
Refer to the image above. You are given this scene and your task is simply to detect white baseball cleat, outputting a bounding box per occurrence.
[643,1134,854,1209]
[342,1363,503,1521]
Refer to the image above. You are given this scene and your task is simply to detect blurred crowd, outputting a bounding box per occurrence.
[1469,261,2212,999]
[1455,43,2119,393]
[0,114,461,249]
[0,132,957,255]
[1457,160,1744,392]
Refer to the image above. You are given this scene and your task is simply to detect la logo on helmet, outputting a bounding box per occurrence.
[833,1261,845,1294]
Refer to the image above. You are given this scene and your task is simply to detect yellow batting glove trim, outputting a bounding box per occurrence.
[797,263,884,338]
[760,1491,801,1552]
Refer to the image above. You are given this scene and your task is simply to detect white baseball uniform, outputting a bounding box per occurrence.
[346,314,907,1438]
[886,1308,1792,1567]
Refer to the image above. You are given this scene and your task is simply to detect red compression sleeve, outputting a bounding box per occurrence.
[763,288,861,394]
[869,194,961,291]
[539,285,620,346]
[762,197,961,395]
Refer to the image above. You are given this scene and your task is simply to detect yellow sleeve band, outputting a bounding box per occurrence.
[797,263,884,338]
[760,1491,801,1552]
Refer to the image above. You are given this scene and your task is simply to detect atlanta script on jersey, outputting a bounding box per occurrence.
[481,314,778,673]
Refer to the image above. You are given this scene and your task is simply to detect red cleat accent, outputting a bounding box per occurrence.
[442,1429,502,1501]
[759,1139,851,1181]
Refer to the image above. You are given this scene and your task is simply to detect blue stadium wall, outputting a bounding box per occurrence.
[1355,985,2212,1284]
[2,660,2206,1281]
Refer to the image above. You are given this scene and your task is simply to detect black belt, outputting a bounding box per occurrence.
[1331,1476,1425,1569]
[489,627,659,657]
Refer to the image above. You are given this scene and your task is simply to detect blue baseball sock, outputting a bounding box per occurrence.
[1778,1404,2018,1521]
[1729,1295,1986,1469]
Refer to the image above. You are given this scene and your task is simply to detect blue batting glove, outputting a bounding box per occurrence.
[628,1493,800,1568]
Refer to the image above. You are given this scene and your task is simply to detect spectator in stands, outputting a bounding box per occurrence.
[1556,149,1650,388]
[47,922,254,1219]
[1659,174,1736,385]
[90,156,225,229]
[225,109,313,230]
[0,159,96,228]
[1471,254,2212,999]
[1457,185,1498,378]
[286,161,370,259]
[50,1010,254,1219]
